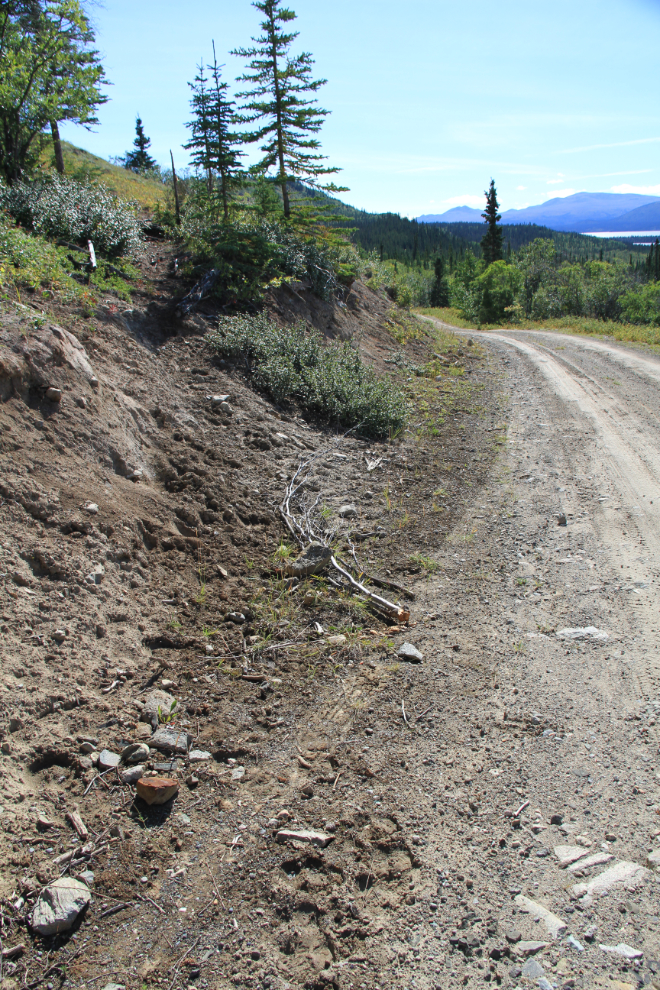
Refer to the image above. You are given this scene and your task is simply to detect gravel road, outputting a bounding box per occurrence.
[395,325,660,990]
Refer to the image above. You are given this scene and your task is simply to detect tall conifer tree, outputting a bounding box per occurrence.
[481,179,503,265]
[232,0,344,219]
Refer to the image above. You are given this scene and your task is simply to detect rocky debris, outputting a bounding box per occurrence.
[135,777,179,806]
[283,542,332,578]
[326,634,346,646]
[338,504,358,518]
[276,829,334,848]
[514,894,567,938]
[150,726,191,754]
[646,849,660,868]
[397,642,423,662]
[30,878,91,936]
[556,626,609,641]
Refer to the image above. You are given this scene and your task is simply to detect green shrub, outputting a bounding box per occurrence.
[475,260,522,323]
[620,281,660,325]
[207,312,406,438]
[0,175,142,255]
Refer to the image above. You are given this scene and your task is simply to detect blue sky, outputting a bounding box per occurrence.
[62,0,660,217]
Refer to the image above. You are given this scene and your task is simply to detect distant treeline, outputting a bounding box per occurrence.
[332,210,651,269]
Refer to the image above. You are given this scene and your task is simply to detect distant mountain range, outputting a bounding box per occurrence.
[418,192,660,233]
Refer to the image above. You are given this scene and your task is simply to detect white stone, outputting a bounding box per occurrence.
[398,642,423,663]
[31,878,91,935]
[276,829,334,848]
[556,626,608,641]
[554,844,592,868]
[572,860,648,898]
[189,750,212,762]
[599,943,643,960]
[514,894,567,938]
[120,765,145,784]
[567,852,613,873]
[98,749,120,770]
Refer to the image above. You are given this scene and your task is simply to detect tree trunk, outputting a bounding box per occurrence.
[170,150,180,226]
[50,120,64,174]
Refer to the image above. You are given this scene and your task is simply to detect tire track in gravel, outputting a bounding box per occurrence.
[479,330,660,704]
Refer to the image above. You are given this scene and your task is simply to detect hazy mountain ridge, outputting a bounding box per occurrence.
[418,192,660,232]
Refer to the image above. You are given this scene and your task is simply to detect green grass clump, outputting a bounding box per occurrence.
[207,312,407,438]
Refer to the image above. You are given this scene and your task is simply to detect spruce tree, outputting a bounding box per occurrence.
[429,256,449,307]
[481,179,503,265]
[184,62,215,193]
[208,42,245,221]
[122,116,156,172]
[232,0,345,219]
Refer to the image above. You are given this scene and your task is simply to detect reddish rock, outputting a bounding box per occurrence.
[135,777,179,806]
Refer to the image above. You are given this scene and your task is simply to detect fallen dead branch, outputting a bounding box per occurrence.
[279,439,411,624]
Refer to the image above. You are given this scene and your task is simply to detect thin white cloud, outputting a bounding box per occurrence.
[547,179,564,184]
[442,194,483,208]
[559,136,660,154]
[610,183,660,196]
[516,185,527,191]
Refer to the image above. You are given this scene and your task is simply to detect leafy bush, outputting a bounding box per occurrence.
[0,175,142,255]
[620,282,660,325]
[207,312,406,437]
[475,260,522,323]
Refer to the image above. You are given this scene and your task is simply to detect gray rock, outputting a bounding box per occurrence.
[338,504,358,518]
[505,930,522,944]
[141,689,176,728]
[31,878,91,935]
[101,985,125,990]
[75,870,95,888]
[151,725,191,754]
[556,626,608,642]
[9,717,23,733]
[225,612,245,624]
[120,764,145,784]
[121,743,150,765]
[284,542,332,578]
[521,958,545,979]
[98,749,120,770]
[397,642,423,663]
[647,848,660,869]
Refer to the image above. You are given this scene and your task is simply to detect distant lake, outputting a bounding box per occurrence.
[584,230,660,240]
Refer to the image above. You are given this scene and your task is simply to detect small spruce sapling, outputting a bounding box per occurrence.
[122,116,157,173]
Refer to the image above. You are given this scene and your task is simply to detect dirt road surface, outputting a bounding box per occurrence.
[2,299,660,990]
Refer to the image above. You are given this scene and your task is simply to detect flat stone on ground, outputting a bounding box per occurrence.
[397,642,423,663]
[31,878,91,936]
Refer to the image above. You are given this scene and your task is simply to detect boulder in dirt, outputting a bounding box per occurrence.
[31,878,91,935]
[151,725,191,754]
[135,777,179,806]
[397,642,423,663]
[283,543,332,578]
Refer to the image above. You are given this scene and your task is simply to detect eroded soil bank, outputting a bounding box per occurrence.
[1,282,659,990]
